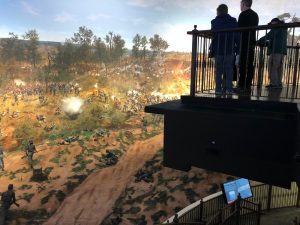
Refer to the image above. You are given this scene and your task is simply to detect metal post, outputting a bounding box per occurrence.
[199,199,203,222]
[218,209,222,223]
[190,25,198,97]
[296,182,300,208]
[267,185,272,211]
[257,46,264,87]
[236,195,241,225]
[293,44,300,86]
[257,203,261,225]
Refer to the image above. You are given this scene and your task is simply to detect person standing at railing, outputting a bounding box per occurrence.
[257,18,287,89]
[237,0,259,91]
[211,4,239,95]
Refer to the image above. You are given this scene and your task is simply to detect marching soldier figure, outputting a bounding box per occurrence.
[26,140,36,168]
[0,184,20,222]
[141,116,148,133]
[1,184,20,223]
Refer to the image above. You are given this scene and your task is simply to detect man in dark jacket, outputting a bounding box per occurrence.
[238,0,259,90]
[258,18,287,88]
[211,4,239,94]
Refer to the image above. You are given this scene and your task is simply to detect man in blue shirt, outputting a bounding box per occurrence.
[211,4,239,95]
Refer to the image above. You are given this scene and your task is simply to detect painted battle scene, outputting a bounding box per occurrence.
[0,27,231,224]
[1,1,299,225]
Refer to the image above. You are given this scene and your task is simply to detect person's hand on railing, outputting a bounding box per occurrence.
[235,55,240,67]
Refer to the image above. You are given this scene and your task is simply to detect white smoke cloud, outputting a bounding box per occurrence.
[61,97,84,119]
[14,79,26,86]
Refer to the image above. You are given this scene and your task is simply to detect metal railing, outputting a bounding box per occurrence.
[164,182,299,225]
[205,197,261,225]
[187,22,300,99]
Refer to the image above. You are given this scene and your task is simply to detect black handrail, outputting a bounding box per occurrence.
[187,22,300,98]
[187,22,300,36]
[172,182,299,225]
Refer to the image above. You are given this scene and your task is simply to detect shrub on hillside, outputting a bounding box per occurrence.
[107,109,127,128]
[13,122,36,143]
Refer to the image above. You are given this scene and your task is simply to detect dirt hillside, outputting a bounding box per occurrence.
[44,134,163,225]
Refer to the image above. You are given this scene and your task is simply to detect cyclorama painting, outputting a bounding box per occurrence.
[1,1,299,225]
[0,27,229,224]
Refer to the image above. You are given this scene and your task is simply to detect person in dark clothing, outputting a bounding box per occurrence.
[1,184,20,222]
[173,213,179,223]
[137,215,147,225]
[211,4,239,95]
[237,0,259,90]
[26,140,36,168]
[257,18,287,88]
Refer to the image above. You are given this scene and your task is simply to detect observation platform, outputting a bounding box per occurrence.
[261,207,300,225]
[145,90,300,188]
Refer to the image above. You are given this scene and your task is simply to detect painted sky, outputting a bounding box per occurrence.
[0,0,299,52]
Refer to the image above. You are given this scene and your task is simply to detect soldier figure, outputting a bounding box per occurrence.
[0,184,20,222]
[0,145,4,171]
[26,140,36,168]
[137,215,147,225]
[38,95,45,104]
[13,92,18,105]
[2,95,7,104]
[105,150,118,165]
[74,83,80,95]
[141,117,148,133]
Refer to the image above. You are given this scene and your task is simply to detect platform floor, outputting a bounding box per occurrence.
[261,207,300,225]
[196,85,300,103]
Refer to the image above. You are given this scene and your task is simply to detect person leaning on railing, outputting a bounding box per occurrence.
[257,18,287,89]
[211,4,240,95]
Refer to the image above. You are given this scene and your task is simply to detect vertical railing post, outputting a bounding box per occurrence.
[218,209,222,223]
[296,182,300,208]
[257,46,264,87]
[257,202,261,225]
[236,195,241,225]
[199,199,203,222]
[293,43,300,87]
[190,25,198,97]
[267,185,272,211]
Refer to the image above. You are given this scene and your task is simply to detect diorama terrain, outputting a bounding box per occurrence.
[0,52,230,225]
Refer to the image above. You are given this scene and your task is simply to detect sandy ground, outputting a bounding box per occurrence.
[44,134,163,225]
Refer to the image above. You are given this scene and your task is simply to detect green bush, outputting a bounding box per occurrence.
[124,206,141,214]
[108,109,127,128]
[144,199,157,211]
[55,190,66,202]
[18,184,33,190]
[41,190,56,205]
[44,167,54,176]
[19,193,35,203]
[13,122,35,142]
[151,210,167,224]
[185,188,199,203]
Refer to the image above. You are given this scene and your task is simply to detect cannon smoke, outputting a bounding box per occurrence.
[61,97,84,119]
